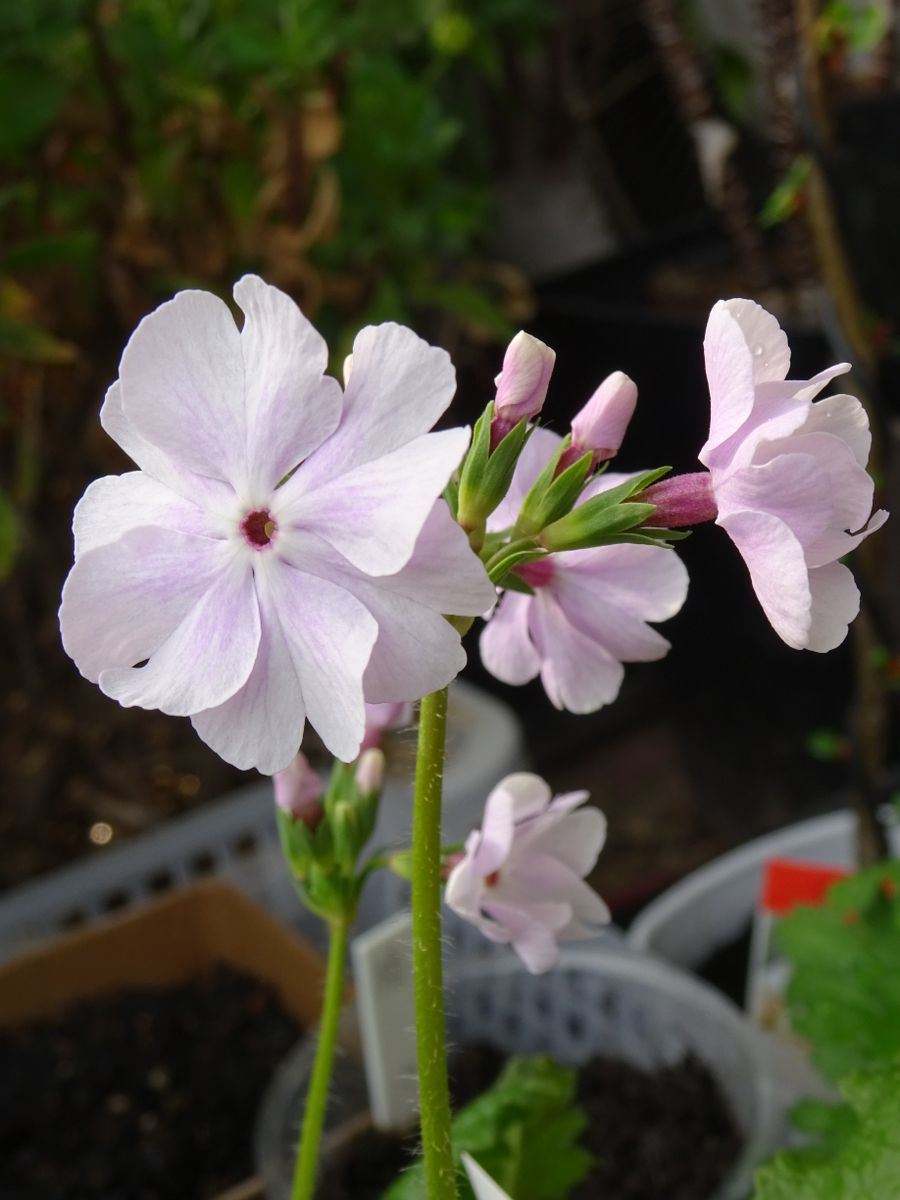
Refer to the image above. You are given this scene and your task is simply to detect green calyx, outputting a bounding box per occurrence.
[456,402,531,538]
[513,438,593,538]
[539,466,686,552]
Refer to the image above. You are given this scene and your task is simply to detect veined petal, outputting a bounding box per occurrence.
[530,593,625,713]
[715,453,832,548]
[718,509,811,649]
[554,574,674,663]
[806,507,888,570]
[233,275,342,493]
[469,786,516,876]
[60,526,231,684]
[73,472,221,557]
[295,322,457,488]
[118,288,248,489]
[264,558,377,761]
[480,899,561,973]
[701,300,761,463]
[191,573,306,775]
[561,542,689,623]
[99,549,260,716]
[524,807,607,877]
[721,298,792,383]
[800,393,871,467]
[479,592,541,686]
[281,428,471,576]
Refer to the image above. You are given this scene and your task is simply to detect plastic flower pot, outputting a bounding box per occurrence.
[255,941,803,1200]
[627,808,900,974]
[0,880,330,1200]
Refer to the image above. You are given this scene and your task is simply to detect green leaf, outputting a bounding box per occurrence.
[754,1061,900,1199]
[384,1056,593,1200]
[760,157,812,229]
[778,860,900,1081]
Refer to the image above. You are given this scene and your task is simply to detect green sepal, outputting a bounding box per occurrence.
[457,402,531,530]
[514,441,593,537]
[444,476,460,520]
[488,547,547,586]
[501,572,536,596]
[276,805,318,880]
[610,527,692,548]
[541,501,656,552]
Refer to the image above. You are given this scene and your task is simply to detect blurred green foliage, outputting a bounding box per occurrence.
[0,0,552,358]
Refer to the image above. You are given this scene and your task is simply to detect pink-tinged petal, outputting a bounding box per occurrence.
[73,472,220,557]
[282,428,470,576]
[801,393,871,467]
[806,561,861,653]
[701,300,760,461]
[118,289,249,489]
[445,848,488,923]
[488,426,563,532]
[709,380,809,470]
[297,322,456,488]
[233,275,342,493]
[358,585,467,702]
[479,592,541,687]
[100,382,233,512]
[499,772,553,824]
[525,807,607,877]
[718,509,812,648]
[559,879,612,939]
[792,362,851,404]
[562,542,689,623]
[190,577,307,775]
[571,370,637,457]
[469,787,516,876]
[463,1155,513,1200]
[99,550,260,717]
[715,453,832,548]
[375,501,495,617]
[493,331,556,426]
[806,506,889,570]
[265,558,377,761]
[529,593,625,713]
[60,527,231,684]
[481,899,561,973]
[720,298,791,383]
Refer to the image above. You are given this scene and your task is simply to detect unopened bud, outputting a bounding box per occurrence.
[274,753,324,829]
[355,748,385,797]
[490,332,555,449]
[564,371,637,470]
[361,701,412,751]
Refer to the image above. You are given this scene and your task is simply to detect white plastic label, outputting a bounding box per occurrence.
[351,911,419,1131]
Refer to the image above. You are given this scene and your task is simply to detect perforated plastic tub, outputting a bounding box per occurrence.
[257,942,802,1200]
[628,807,900,973]
[0,681,523,961]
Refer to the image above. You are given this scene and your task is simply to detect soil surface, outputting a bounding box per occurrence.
[318,1044,741,1200]
[0,964,302,1199]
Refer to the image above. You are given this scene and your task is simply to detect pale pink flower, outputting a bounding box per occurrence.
[481,427,688,712]
[60,276,494,773]
[490,331,556,448]
[445,772,609,974]
[559,369,637,471]
[462,1154,512,1200]
[274,752,323,828]
[361,701,413,751]
[646,298,887,651]
[355,747,385,796]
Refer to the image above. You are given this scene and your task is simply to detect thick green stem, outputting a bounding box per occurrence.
[411,687,458,1200]
[292,918,347,1200]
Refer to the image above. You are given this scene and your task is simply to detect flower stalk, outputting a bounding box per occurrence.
[411,686,458,1200]
[291,917,348,1200]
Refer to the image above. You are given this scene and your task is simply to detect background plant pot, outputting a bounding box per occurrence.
[627,807,900,986]
[255,941,808,1200]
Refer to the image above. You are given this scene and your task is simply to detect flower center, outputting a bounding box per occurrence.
[485,870,501,888]
[241,508,277,550]
[516,557,555,589]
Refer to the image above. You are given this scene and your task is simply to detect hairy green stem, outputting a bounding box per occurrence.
[411,687,458,1200]
[292,918,347,1200]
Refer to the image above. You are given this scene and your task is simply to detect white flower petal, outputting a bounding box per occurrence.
[806,560,862,654]
[529,593,625,712]
[479,592,541,686]
[265,559,377,761]
[463,1155,513,1200]
[282,428,471,576]
[118,288,248,488]
[718,509,812,649]
[73,472,219,557]
[99,550,260,716]
[60,526,231,684]
[233,275,341,493]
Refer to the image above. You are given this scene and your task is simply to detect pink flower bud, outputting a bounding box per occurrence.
[361,701,412,751]
[490,332,556,449]
[273,752,324,828]
[570,371,637,464]
[355,748,385,797]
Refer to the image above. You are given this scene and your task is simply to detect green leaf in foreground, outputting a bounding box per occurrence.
[777,860,900,1081]
[383,1056,593,1200]
[754,1060,900,1199]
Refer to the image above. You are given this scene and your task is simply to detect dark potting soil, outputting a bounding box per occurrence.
[0,963,303,1199]
[318,1044,741,1200]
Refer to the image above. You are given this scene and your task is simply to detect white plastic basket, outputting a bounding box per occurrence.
[256,942,797,1200]
[0,681,524,960]
[627,807,900,972]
